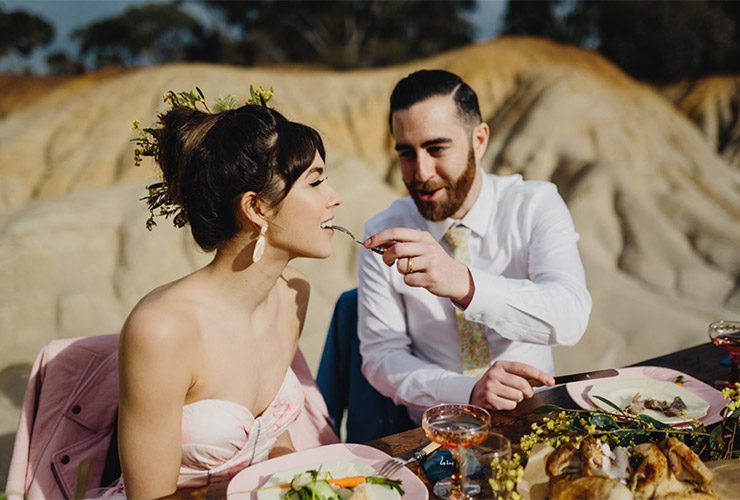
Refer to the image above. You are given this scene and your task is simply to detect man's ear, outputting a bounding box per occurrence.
[236,191,268,231]
[472,122,490,162]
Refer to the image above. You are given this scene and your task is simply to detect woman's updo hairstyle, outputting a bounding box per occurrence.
[155,104,325,251]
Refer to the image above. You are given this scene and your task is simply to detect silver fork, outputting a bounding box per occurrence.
[375,442,440,477]
[330,224,387,254]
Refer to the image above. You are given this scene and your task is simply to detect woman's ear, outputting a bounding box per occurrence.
[236,191,267,231]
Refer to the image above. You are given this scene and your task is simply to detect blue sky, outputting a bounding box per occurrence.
[2,0,508,74]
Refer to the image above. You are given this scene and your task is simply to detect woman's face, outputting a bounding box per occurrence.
[268,151,342,259]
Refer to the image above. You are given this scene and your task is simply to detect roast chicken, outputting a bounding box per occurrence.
[544,436,716,499]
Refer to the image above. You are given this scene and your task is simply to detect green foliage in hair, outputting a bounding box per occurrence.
[132,85,274,231]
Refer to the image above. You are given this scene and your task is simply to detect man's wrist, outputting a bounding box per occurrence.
[451,265,475,309]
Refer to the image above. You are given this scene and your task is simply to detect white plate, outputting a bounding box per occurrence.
[566,366,727,426]
[587,378,710,425]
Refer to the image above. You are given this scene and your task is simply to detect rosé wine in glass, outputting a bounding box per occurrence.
[422,404,490,499]
[709,320,740,386]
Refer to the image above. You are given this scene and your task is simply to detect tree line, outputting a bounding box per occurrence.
[1,0,738,83]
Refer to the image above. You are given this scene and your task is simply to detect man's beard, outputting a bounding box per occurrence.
[406,148,477,222]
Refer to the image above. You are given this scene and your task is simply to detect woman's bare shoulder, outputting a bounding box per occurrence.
[118,289,196,411]
[120,286,200,358]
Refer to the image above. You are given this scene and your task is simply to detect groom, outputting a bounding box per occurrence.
[358,69,591,422]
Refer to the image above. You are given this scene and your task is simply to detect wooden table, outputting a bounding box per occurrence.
[363,342,728,495]
[191,342,727,498]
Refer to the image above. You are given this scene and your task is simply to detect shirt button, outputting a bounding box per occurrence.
[71,405,81,414]
[61,455,70,464]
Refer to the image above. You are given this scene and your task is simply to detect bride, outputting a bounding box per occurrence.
[109,94,342,498]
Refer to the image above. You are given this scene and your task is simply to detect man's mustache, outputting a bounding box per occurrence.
[409,180,449,192]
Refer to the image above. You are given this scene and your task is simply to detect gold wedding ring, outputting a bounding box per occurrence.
[406,257,414,274]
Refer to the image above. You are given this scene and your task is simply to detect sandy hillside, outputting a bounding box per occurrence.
[1,37,739,482]
[662,75,740,171]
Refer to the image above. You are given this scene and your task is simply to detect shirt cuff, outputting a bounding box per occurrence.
[462,268,510,323]
[437,374,478,404]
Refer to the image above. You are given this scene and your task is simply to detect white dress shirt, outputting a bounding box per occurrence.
[358,172,591,422]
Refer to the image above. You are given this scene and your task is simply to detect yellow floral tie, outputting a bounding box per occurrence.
[443,225,491,378]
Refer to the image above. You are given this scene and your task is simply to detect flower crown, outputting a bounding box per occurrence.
[132,85,274,230]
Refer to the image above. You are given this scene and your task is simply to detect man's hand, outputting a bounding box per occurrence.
[364,227,474,307]
[469,360,555,410]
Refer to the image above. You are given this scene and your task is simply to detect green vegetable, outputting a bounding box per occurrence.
[366,476,405,496]
[280,468,404,499]
[281,469,339,500]
[304,480,340,499]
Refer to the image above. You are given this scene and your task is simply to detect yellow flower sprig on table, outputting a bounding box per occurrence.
[131,85,274,230]
[723,383,740,412]
[711,382,740,460]
[489,453,524,500]
[520,400,712,459]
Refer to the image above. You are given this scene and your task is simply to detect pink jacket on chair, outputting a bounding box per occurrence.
[5,334,338,499]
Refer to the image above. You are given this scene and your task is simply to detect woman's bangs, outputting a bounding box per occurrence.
[280,122,325,187]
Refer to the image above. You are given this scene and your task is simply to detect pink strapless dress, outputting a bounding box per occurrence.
[101,368,303,497]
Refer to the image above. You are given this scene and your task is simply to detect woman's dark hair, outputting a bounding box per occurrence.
[156,104,325,251]
[389,69,481,130]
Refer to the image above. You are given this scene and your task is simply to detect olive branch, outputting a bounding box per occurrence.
[494,387,739,497]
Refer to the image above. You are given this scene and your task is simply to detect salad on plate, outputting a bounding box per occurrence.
[256,462,404,500]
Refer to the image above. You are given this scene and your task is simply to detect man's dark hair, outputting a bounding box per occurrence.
[388,69,482,131]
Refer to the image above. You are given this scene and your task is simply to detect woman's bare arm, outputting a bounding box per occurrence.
[118,306,195,499]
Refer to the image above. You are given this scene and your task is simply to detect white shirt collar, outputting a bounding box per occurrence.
[424,169,494,241]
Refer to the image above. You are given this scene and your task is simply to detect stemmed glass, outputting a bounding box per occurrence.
[709,320,740,386]
[422,404,491,499]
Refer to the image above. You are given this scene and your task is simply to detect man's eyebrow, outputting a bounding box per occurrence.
[394,138,452,151]
[422,138,452,148]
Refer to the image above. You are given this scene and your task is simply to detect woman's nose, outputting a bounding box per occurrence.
[327,183,342,207]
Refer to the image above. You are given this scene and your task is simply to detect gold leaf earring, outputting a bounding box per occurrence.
[252,224,268,262]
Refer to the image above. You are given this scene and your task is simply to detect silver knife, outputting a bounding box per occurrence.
[529,368,619,388]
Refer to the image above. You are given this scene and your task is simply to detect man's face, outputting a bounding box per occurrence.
[391,94,486,221]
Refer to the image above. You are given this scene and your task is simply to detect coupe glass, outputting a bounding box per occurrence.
[709,320,740,386]
[480,432,511,471]
[422,404,491,499]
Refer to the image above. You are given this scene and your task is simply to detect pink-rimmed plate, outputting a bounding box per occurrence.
[227,443,428,499]
[566,366,727,426]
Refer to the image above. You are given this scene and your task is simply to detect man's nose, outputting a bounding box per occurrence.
[415,154,436,183]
